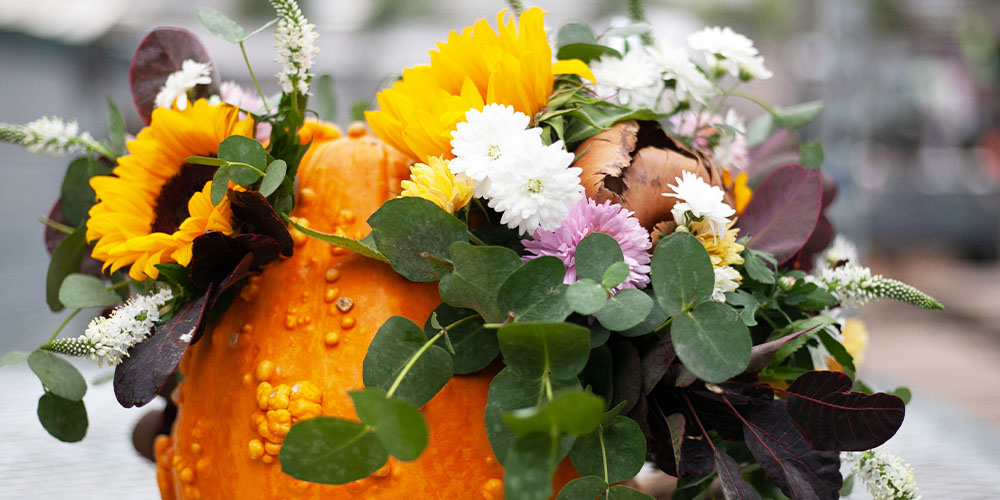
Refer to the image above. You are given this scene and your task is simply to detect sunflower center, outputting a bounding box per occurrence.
[150,163,217,235]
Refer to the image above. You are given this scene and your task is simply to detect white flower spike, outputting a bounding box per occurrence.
[271,0,319,95]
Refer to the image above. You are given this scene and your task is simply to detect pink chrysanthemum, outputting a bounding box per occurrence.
[522,198,652,290]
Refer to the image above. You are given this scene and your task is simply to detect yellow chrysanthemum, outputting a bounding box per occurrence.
[697,222,745,268]
[400,156,473,213]
[365,7,594,163]
[87,99,255,281]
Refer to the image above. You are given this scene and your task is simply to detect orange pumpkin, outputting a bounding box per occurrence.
[154,123,573,499]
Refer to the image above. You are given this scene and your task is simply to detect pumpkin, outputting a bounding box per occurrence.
[154,123,573,499]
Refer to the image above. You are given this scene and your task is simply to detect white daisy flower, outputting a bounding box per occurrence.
[43,288,174,367]
[712,265,741,301]
[645,43,714,105]
[449,104,542,197]
[485,141,584,235]
[590,51,664,110]
[154,59,212,110]
[687,26,773,80]
[663,170,735,240]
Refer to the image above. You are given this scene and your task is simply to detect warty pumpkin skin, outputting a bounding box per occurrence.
[154,123,520,499]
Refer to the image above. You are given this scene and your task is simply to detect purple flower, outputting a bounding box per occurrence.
[523,198,652,290]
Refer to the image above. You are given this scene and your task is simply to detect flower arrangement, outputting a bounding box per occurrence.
[1,0,940,499]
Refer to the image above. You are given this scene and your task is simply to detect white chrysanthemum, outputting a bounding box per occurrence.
[44,288,173,367]
[590,51,664,110]
[645,43,714,105]
[486,141,584,235]
[687,26,772,80]
[713,109,748,169]
[842,447,921,500]
[664,170,735,241]
[449,104,542,197]
[712,265,741,301]
[154,60,212,110]
[271,0,319,95]
[18,117,96,156]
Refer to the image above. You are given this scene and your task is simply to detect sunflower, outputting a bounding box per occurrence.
[86,99,255,281]
[365,7,594,163]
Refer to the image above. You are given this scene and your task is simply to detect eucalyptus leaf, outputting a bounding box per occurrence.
[800,140,825,169]
[567,279,608,315]
[497,256,570,323]
[503,389,604,437]
[106,97,127,158]
[485,367,579,463]
[60,157,109,227]
[28,350,87,401]
[313,73,337,122]
[279,418,387,484]
[197,7,246,44]
[283,216,387,262]
[607,485,656,500]
[58,273,120,309]
[184,155,228,167]
[602,261,631,289]
[556,476,608,500]
[37,392,87,442]
[497,323,591,379]
[603,22,653,38]
[424,304,497,374]
[651,233,714,317]
[350,389,428,461]
[218,135,266,185]
[773,101,824,130]
[259,159,286,197]
[576,232,624,282]
[363,316,453,408]
[557,43,621,64]
[569,415,646,484]
[618,290,667,337]
[46,227,87,312]
[505,433,558,500]
[370,198,468,282]
[1,350,30,367]
[439,242,523,321]
[557,22,596,48]
[745,113,774,148]
[210,164,231,205]
[594,288,654,332]
[670,301,751,383]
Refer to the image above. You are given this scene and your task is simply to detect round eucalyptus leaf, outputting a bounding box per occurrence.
[594,288,653,332]
[556,476,608,500]
[569,416,647,485]
[28,350,87,401]
[350,389,428,461]
[575,232,624,282]
[650,232,714,317]
[363,316,453,408]
[497,323,590,379]
[58,273,120,309]
[37,392,87,442]
[567,280,607,315]
[279,417,387,484]
[671,301,751,383]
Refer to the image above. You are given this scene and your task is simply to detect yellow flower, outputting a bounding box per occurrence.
[697,222,745,267]
[722,170,753,214]
[826,318,869,371]
[400,156,473,213]
[86,99,255,281]
[365,8,593,163]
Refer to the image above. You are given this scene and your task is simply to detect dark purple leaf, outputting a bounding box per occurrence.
[715,449,762,500]
[640,336,675,395]
[611,341,642,415]
[746,326,820,372]
[132,403,177,462]
[228,189,294,256]
[741,401,842,500]
[189,231,279,289]
[735,165,823,265]
[792,215,834,272]
[114,289,212,408]
[129,27,219,124]
[786,371,905,451]
[646,401,712,478]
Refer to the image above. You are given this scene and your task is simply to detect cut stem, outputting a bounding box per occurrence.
[39,217,74,235]
[46,309,82,343]
[240,41,271,113]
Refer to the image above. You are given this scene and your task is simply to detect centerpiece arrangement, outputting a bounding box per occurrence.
[2,1,937,499]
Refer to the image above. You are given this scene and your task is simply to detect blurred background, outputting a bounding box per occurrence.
[1,0,999,498]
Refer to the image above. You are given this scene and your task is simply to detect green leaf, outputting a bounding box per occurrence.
[350,389,428,461]
[603,23,653,39]
[771,316,836,364]
[37,392,87,442]
[184,155,229,167]
[259,159,286,197]
[363,316,453,408]
[244,18,278,41]
[594,288,654,332]
[607,485,656,500]
[557,476,608,500]
[0,350,30,367]
[350,101,370,122]
[569,415,646,484]
[503,389,604,436]
[106,97,127,158]
[817,329,856,377]
[497,323,591,379]
[773,100,824,130]
[197,7,246,43]
[670,301,751,383]
[280,418,387,484]
[370,198,468,282]
[485,368,579,463]
[60,156,110,227]
[218,135,267,185]
[504,432,558,500]
[313,73,337,122]
[497,256,570,323]
[283,215,387,262]
[28,350,87,401]
[557,22,597,48]
[576,233,624,282]
[725,290,759,327]
[557,43,621,64]
[154,263,199,300]
[567,280,608,315]
[210,164,231,205]
[889,386,912,405]
[651,232,715,317]
[618,291,667,337]
[740,248,776,284]
[799,140,824,169]
[745,113,774,148]
[424,304,498,374]
[439,242,523,322]
[46,227,87,312]
[602,262,631,289]
[58,273,120,309]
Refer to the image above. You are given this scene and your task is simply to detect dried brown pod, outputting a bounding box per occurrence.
[576,120,731,230]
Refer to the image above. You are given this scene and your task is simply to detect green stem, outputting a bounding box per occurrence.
[598,425,610,484]
[73,138,115,159]
[467,231,487,246]
[241,41,271,113]
[107,280,132,291]
[507,0,525,15]
[727,89,778,116]
[385,315,477,399]
[46,309,81,343]
[543,372,554,401]
[653,316,675,334]
[227,161,267,176]
[39,216,74,235]
[627,0,655,45]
